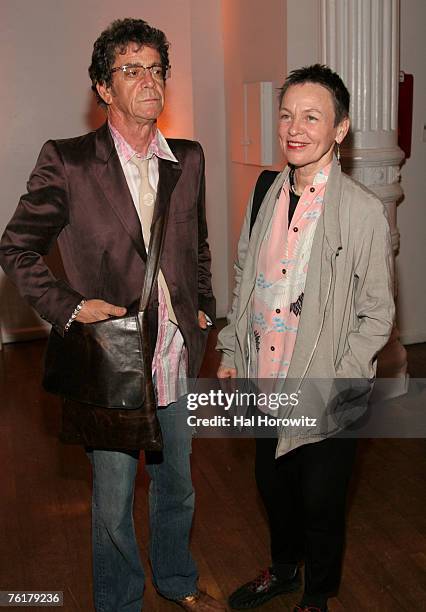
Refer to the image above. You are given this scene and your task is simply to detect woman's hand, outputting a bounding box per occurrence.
[217,365,237,379]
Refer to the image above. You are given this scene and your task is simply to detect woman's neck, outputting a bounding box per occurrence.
[293,157,333,194]
[293,167,317,194]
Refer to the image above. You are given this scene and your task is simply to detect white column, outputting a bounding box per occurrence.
[320,0,408,389]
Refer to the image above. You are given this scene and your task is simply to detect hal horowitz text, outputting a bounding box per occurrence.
[235,415,318,428]
[186,415,317,428]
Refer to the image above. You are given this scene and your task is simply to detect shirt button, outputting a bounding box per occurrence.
[270,346,275,351]
[310,187,315,193]
[282,269,286,275]
[293,227,298,232]
[276,308,281,314]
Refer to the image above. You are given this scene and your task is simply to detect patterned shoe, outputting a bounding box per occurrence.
[174,590,226,610]
[228,567,301,609]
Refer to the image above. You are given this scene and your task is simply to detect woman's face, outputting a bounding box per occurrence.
[278,82,349,175]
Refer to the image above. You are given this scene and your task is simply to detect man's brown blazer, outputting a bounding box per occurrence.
[0,123,215,446]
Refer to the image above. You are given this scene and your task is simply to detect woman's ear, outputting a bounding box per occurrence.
[336,117,350,144]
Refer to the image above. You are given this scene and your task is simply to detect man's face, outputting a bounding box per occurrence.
[97,44,165,127]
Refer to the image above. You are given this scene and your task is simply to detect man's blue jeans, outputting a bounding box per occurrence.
[87,396,197,612]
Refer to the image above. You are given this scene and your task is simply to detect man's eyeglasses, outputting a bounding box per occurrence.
[111,63,171,82]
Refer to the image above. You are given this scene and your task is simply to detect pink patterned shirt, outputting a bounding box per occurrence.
[251,164,331,380]
[109,123,188,406]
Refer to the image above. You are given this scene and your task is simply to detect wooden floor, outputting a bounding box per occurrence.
[0,332,425,611]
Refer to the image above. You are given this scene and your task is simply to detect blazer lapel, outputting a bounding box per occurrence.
[93,123,147,261]
[152,156,182,226]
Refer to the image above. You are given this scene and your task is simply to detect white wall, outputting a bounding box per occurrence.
[0,0,229,342]
[3,1,423,343]
[285,0,426,345]
[398,0,426,344]
[287,0,320,72]
[221,0,286,302]
[189,0,229,317]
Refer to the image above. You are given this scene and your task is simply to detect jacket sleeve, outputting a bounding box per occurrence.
[336,199,395,380]
[195,142,216,323]
[216,190,254,369]
[0,140,84,335]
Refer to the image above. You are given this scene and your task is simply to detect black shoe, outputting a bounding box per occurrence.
[228,567,301,609]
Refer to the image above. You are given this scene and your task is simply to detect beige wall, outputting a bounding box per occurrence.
[2,1,424,344]
[221,0,286,303]
[190,0,229,317]
[398,0,426,344]
[287,0,320,72]
[284,0,426,345]
[0,0,229,342]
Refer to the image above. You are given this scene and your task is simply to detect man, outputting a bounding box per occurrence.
[0,18,224,612]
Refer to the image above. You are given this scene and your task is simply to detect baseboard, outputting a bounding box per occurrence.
[1,325,49,344]
[400,330,426,345]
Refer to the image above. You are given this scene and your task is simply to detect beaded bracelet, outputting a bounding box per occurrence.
[64,299,86,332]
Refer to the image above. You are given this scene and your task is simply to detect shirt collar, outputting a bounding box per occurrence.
[313,162,332,185]
[108,122,178,164]
[284,161,333,192]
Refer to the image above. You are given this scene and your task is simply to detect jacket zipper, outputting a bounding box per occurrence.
[296,250,337,393]
[246,324,252,378]
[242,289,254,378]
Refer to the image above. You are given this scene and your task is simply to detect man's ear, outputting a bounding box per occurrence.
[336,117,350,144]
[96,82,112,106]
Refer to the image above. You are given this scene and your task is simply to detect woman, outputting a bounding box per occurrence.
[217,65,394,612]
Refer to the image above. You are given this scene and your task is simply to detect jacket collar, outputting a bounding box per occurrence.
[93,123,182,262]
[279,157,342,253]
[94,121,116,162]
[322,156,343,253]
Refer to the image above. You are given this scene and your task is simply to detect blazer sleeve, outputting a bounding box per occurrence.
[335,198,395,379]
[195,142,216,323]
[0,140,84,335]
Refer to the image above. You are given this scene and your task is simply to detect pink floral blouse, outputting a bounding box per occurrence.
[251,164,331,380]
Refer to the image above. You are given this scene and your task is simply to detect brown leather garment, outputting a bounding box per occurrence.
[60,399,163,450]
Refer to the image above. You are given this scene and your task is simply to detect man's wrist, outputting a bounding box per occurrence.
[64,299,86,332]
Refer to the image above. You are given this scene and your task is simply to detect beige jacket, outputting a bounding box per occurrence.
[217,158,395,456]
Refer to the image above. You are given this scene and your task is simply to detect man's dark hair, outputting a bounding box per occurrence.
[88,18,170,106]
[279,64,350,126]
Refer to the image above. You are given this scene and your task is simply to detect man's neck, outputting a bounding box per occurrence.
[108,114,157,155]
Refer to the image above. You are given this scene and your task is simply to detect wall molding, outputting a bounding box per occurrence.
[1,325,49,344]
[399,330,426,346]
